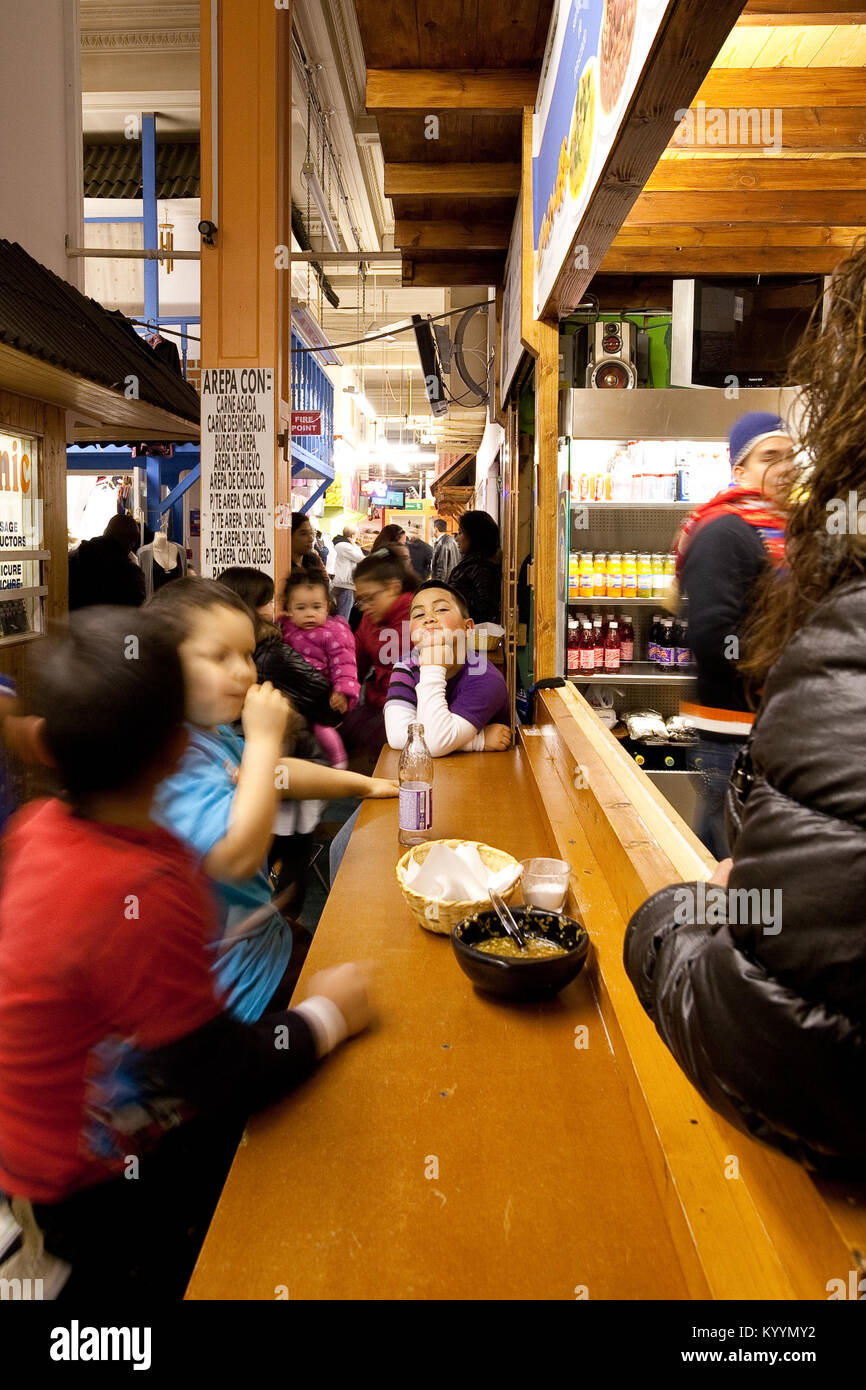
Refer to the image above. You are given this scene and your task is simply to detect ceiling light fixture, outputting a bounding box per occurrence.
[301,160,341,252]
[343,385,376,420]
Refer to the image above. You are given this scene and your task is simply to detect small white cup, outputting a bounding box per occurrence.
[521,858,571,913]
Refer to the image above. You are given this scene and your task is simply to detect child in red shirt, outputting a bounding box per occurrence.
[0,608,372,1298]
[341,546,417,770]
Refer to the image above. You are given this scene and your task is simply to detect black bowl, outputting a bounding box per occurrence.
[451,908,590,1001]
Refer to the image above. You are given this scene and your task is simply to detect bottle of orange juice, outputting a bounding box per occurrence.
[606,552,622,598]
[593,552,608,598]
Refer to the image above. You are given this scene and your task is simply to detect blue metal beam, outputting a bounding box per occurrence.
[141,113,159,326]
[159,464,200,513]
[301,479,331,514]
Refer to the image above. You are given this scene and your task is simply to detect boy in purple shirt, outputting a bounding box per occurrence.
[384,581,511,756]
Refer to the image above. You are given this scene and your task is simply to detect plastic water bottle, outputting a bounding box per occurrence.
[398,722,434,847]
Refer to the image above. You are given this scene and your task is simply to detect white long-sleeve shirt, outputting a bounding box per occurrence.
[385,666,486,756]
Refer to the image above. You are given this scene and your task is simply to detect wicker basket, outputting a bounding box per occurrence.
[395,838,522,936]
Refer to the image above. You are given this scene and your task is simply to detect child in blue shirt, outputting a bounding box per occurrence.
[149,579,397,1022]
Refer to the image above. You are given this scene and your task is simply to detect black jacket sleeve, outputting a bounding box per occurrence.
[138,1008,319,1118]
[449,557,502,625]
[256,638,340,726]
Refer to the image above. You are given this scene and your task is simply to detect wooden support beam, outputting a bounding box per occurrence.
[612,222,863,249]
[384,162,521,196]
[366,68,540,111]
[624,190,866,225]
[741,0,866,21]
[696,68,866,107]
[664,107,866,153]
[401,259,504,287]
[519,109,559,682]
[599,246,846,274]
[646,155,866,192]
[394,219,510,251]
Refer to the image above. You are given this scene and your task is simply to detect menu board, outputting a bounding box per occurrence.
[200,368,275,580]
[0,431,42,638]
[533,0,673,318]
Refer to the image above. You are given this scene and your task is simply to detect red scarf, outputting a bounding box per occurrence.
[674,487,787,579]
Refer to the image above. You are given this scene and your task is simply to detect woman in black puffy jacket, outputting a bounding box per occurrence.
[624,242,866,1172]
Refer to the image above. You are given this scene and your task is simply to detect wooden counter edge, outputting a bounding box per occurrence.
[519,692,861,1300]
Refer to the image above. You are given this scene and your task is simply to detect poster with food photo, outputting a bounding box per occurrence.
[533,0,672,319]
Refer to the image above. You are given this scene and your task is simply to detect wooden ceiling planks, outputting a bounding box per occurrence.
[740,1,866,21]
[662,106,866,152]
[646,155,866,189]
[695,65,866,102]
[354,0,552,288]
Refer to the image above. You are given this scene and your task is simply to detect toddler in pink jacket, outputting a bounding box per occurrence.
[279,570,360,767]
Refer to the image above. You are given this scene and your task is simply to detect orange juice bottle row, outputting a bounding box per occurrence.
[568,552,676,602]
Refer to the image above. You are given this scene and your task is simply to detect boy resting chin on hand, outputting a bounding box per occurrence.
[384,581,511,757]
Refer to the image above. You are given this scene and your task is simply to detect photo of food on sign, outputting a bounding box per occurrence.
[532,0,672,317]
[568,58,596,200]
[598,0,637,115]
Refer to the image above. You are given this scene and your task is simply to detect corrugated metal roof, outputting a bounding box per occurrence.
[0,239,200,425]
[83,142,200,199]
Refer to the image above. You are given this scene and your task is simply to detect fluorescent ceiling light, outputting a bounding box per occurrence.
[343,386,376,420]
[291,302,342,367]
[301,161,341,252]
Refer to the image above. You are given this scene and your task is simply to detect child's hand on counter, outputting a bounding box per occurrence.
[482,723,511,752]
[364,777,399,799]
[329,690,349,714]
[305,963,373,1037]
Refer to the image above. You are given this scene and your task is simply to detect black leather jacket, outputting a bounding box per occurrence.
[624,577,866,1170]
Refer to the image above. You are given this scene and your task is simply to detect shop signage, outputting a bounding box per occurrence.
[403,501,425,511]
[200,368,275,579]
[533,0,672,318]
[291,410,322,436]
[0,430,42,637]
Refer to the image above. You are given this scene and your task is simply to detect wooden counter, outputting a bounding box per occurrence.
[187,693,866,1300]
[186,747,690,1301]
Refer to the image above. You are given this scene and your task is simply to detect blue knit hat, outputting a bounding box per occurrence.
[729,412,789,469]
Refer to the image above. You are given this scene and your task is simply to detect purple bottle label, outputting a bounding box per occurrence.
[399,785,433,832]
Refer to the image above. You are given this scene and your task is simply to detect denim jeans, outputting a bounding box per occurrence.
[686,736,745,861]
[333,586,354,620]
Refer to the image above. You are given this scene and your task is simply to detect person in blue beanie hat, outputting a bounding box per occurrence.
[671,410,795,857]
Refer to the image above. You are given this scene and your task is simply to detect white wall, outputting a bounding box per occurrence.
[83,197,202,319]
[0,0,83,286]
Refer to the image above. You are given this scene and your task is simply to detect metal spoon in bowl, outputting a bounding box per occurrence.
[489,888,528,952]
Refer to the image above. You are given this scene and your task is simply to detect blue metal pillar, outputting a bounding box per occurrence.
[145,455,162,534]
[141,113,159,326]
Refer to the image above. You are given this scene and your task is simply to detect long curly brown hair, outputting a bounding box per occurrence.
[742,239,866,687]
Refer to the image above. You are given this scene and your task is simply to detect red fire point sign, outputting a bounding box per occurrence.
[291,410,322,436]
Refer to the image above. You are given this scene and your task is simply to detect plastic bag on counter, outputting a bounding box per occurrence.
[626,709,667,741]
[665,715,697,742]
[586,687,620,730]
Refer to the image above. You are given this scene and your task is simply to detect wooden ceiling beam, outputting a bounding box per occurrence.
[612,223,862,248]
[646,156,866,191]
[366,69,540,111]
[696,68,866,107]
[402,259,504,288]
[599,246,846,273]
[664,107,866,153]
[384,162,521,196]
[667,108,866,153]
[624,190,866,224]
[740,0,866,21]
[394,219,510,251]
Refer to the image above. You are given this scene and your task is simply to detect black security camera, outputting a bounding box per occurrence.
[197,219,217,246]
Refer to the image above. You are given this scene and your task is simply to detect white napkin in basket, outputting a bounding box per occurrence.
[404,842,520,902]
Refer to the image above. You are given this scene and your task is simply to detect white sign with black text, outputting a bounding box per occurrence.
[200,368,275,579]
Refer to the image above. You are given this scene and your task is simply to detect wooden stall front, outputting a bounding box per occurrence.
[187,693,866,1301]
